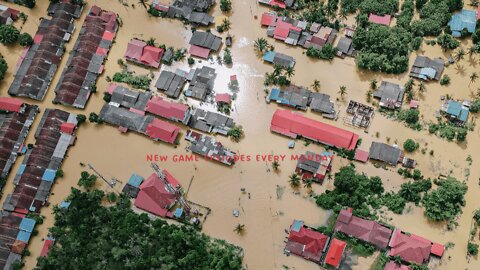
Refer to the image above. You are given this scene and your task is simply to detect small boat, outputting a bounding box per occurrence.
[232,209,240,217]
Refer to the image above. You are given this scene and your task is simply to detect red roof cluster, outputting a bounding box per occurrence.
[260,12,278,26]
[368,13,392,26]
[324,238,346,269]
[270,109,359,150]
[215,93,231,105]
[384,262,411,270]
[285,220,329,263]
[134,171,181,217]
[334,209,393,249]
[146,96,189,123]
[273,20,301,40]
[125,39,164,68]
[189,45,211,59]
[145,118,180,144]
[388,229,432,264]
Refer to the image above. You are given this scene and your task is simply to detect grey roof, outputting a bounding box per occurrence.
[99,104,151,133]
[185,130,236,166]
[188,12,214,26]
[155,71,186,99]
[184,66,216,100]
[189,31,222,51]
[410,56,445,81]
[296,151,322,174]
[368,142,403,165]
[374,81,404,109]
[171,0,214,12]
[310,92,334,114]
[273,53,295,68]
[336,37,353,55]
[110,85,152,110]
[188,108,234,135]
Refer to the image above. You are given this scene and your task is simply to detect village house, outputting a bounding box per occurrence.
[215,93,231,106]
[163,0,214,26]
[0,213,37,269]
[122,173,144,198]
[258,0,295,9]
[189,31,222,58]
[304,26,337,49]
[0,5,19,25]
[185,130,236,166]
[146,96,191,125]
[155,70,187,99]
[262,51,296,68]
[295,151,333,182]
[334,209,393,249]
[124,38,164,68]
[310,92,336,118]
[409,56,445,81]
[284,220,329,264]
[441,99,470,125]
[324,238,347,269]
[383,261,412,270]
[448,9,477,37]
[0,98,38,182]
[107,84,152,111]
[267,86,310,111]
[368,13,392,26]
[270,109,359,151]
[388,229,444,265]
[374,81,405,109]
[336,36,356,58]
[188,108,235,135]
[53,5,119,109]
[260,12,277,27]
[368,142,404,166]
[185,66,216,101]
[344,100,374,129]
[8,2,82,101]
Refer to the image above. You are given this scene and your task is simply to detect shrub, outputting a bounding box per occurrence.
[18,33,33,47]
[0,25,20,45]
[468,242,479,255]
[403,139,419,152]
[440,75,450,85]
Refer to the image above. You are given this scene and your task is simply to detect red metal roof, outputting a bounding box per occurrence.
[102,31,115,41]
[134,173,177,217]
[145,118,180,144]
[268,0,286,9]
[431,242,444,257]
[384,262,411,270]
[273,20,292,40]
[325,238,346,269]
[40,239,54,257]
[368,13,392,26]
[60,123,75,134]
[287,221,328,263]
[124,39,146,60]
[215,93,231,104]
[271,109,359,150]
[260,13,277,26]
[334,209,393,249]
[189,45,211,59]
[354,149,369,162]
[146,96,188,122]
[0,97,23,113]
[140,46,164,68]
[388,229,432,264]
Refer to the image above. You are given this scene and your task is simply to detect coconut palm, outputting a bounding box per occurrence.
[418,81,426,93]
[285,66,295,78]
[289,173,301,187]
[304,178,314,189]
[370,79,377,90]
[272,161,280,171]
[469,72,478,85]
[455,48,466,62]
[146,37,156,46]
[254,38,269,53]
[138,0,149,9]
[234,224,245,235]
[311,79,321,91]
[273,65,283,76]
[338,85,347,98]
[222,18,231,32]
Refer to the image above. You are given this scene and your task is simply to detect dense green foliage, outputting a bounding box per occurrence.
[398,179,432,204]
[306,44,337,60]
[468,242,479,255]
[220,0,232,12]
[0,25,20,45]
[36,188,243,270]
[403,139,419,152]
[112,72,152,90]
[422,178,467,221]
[18,33,33,47]
[0,58,7,81]
[76,114,87,126]
[437,33,460,50]
[227,125,244,142]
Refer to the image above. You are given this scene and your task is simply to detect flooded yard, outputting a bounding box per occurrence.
[1,0,480,269]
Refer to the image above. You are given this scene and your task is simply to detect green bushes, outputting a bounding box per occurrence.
[468,242,479,255]
[440,75,451,85]
[422,178,467,221]
[112,71,152,90]
[0,58,7,81]
[18,33,33,47]
[306,44,337,60]
[437,33,460,50]
[403,139,419,152]
[0,25,20,45]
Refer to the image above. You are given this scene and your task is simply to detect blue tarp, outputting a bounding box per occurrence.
[128,174,144,188]
[19,218,35,233]
[448,10,477,36]
[20,146,27,154]
[17,164,25,175]
[42,169,56,182]
[419,67,436,80]
[174,208,184,218]
[291,219,304,232]
[59,201,71,209]
[16,231,32,243]
[262,51,276,63]
[268,88,290,105]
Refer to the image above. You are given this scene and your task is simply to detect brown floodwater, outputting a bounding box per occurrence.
[1,0,480,269]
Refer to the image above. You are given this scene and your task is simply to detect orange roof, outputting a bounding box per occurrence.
[431,242,444,257]
[325,238,346,268]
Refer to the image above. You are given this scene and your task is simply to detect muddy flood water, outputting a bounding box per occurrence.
[1,0,480,269]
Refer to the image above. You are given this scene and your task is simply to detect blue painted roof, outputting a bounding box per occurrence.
[263,51,276,63]
[16,231,32,243]
[448,10,477,33]
[20,146,27,154]
[420,67,436,79]
[17,164,25,175]
[322,151,334,157]
[447,100,462,116]
[42,169,56,182]
[459,108,469,122]
[128,174,144,188]
[59,201,71,209]
[174,208,184,218]
[268,88,291,105]
[19,218,36,233]
[291,219,304,232]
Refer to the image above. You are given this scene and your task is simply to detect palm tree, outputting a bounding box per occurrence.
[138,0,149,9]
[311,79,321,91]
[455,48,466,62]
[370,79,377,90]
[338,85,347,98]
[222,18,231,32]
[289,173,301,187]
[418,81,426,93]
[272,161,280,171]
[469,72,478,85]
[273,65,283,77]
[285,66,295,78]
[234,224,245,235]
[254,38,269,53]
[146,37,156,46]
[304,178,314,189]
[340,9,348,21]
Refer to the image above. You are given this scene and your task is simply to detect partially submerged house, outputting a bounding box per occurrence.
[124,39,164,68]
[344,100,374,128]
[215,93,231,106]
[368,13,392,26]
[324,238,346,269]
[368,142,404,166]
[0,98,38,183]
[270,109,359,150]
[122,173,144,198]
[388,229,437,265]
[260,12,278,27]
[374,81,405,109]
[334,209,393,249]
[185,130,236,166]
[155,70,187,99]
[258,0,295,9]
[262,51,295,68]
[284,220,329,264]
[310,92,335,118]
[185,66,216,101]
[336,36,355,58]
[189,31,222,58]
[53,5,118,108]
[0,213,37,269]
[146,96,191,125]
[409,56,444,81]
[164,0,214,26]
[107,84,152,111]
[383,261,412,270]
[8,2,82,101]
[267,86,310,111]
[0,5,19,25]
[441,99,470,125]
[304,26,337,49]
[188,108,234,135]
[448,9,477,37]
[295,151,333,182]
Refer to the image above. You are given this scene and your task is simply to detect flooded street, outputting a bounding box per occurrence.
[1,0,480,269]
